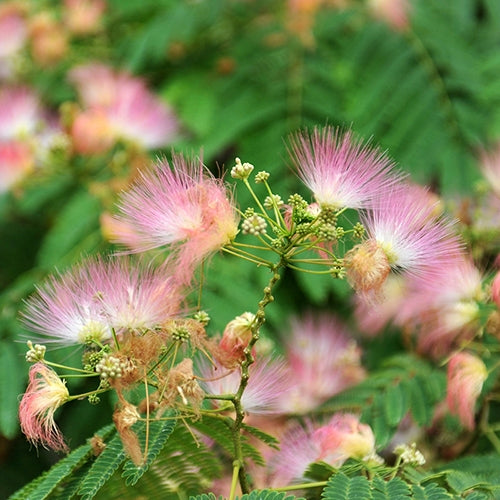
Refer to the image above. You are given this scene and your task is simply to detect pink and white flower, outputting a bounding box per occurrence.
[198,357,289,415]
[68,63,179,151]
[113,154,239,283]
[345,185,462,298]
[0,86,42,140]
[19,362,69,452]
[446,352,487,430]
[22,257,182,345]
[270,414,377,486]
[278,313,365,413]
[288,126,404,210]
[0,140,34,192]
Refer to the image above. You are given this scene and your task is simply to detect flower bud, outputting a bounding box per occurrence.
[218,312,255,367]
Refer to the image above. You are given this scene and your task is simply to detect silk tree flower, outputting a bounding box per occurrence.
[368,0,410,31]
[288,126,404,210]
[446,352,487,430]
[68,63,179,151]
[479,142,500,197]
[396,257,483,358]
[0,86,42,140]
[218,312,255,367]
[197,357,289,415]
[0,140,34,192]
[344,185,462,298]
[270,414,377,486]
[277,313,365,413]
[0,2,27,60]
[22,257,182,346]
[113,155,239,284]
[19,362,69,451]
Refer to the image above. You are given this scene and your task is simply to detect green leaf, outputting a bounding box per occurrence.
[121,418,177,486]
[36,190,102,270]
[0,341,23,438]
[383,382,409,428]
[372,475,411,500]
[239,491,303,500]
[322,473,371,500]
[77,431,125,500]
[411,482,454,500]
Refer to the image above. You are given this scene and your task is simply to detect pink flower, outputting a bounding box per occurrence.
[492,270,500,309]
[397,256,483,358]
[113,155,239,283]
[346,186,462,297]
[19,362,69,451]
[479,142,500,197]
[278,313,365,413]
[68,63,179,151]
[198,357,289,414]
[270,414,376,486]
[22,257,182,345]
[288,126,403,210]
[70,107,114,155]
[446,352,487,430]
[0,140,34,192]
[218,312,255,367]
[0,2,27,59]
[0,86,41,140]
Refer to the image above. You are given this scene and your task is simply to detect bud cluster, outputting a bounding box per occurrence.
[95,353,126,379]
[242,214,267,235]
[25,341,46,363]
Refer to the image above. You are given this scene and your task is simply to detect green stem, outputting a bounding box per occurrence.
[229,461,241,500]
[44,361,94,375]
[231,261,284,493]
[272,481,327,492]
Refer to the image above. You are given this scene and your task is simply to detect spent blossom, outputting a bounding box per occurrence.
[288,126,404,210]
[446,352,487,430]
[113,154,239,283]
[19,363,69,451]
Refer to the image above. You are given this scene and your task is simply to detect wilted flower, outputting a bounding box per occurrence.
[114,155,239,283]
[29,12,69,67]
[19,363,69,451]
[278,313,365,413]
[446,352,487,430]
[22,257,182,345]
[63,0,106,35]
[288,126,403,210]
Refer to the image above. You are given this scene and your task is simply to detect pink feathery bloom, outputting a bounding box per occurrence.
[63,0,106,35]
[492,270,500,309]
[345,185,463,298]
[446,352,487,430]
[0,86,42,140]
[19,362,69,452]
[288,126,404,210]
[277,313,365,413]
[70,107,115,155]
[479,142,500,197]
[113,155,239,284]
[368,0,410,31]
[354,274,408,336]
[0,2,27,59]
[0,140,34,192]
[68,63,179,151]
[198,357,289,415]
[270,414,376,486]
[397,256,483,358]
[22,257,182,345]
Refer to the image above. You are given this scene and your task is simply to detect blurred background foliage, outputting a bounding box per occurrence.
[1,0,500,497]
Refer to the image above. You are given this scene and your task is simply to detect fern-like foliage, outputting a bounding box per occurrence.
[321,473,456,500]
[94,424,222,499]
[77,431,126,500]
[121,418,177,486]
[322,354,446,447]
[8,424,116,500]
